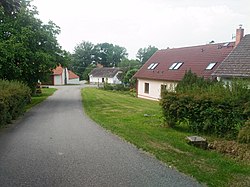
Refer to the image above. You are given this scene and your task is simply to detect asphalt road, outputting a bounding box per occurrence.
[0,85,202,187]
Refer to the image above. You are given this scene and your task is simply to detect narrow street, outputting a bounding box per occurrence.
[0,85,202,187]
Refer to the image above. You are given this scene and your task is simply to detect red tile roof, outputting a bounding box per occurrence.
[68,70,79,79]
[134,42,235,81]
[52,65,64,75]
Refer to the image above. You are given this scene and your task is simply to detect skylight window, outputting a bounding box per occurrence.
[169,62,177,70]
[169,62,183,70]
[206,62,217,70]
[147,63,155,69]
[147,63,158,70]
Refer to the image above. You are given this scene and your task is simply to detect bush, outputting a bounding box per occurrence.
[0,80,31,126]
[160,71,250,139]
[103,83,130,91]
[238,121,250,144]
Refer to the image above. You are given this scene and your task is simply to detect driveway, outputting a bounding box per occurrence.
[0,85,202,187]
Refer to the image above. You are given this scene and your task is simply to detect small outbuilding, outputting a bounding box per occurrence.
[51,65,80,85]
[89,67,123,84]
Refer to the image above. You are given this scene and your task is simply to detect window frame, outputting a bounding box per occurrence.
[144,83,149,94]
[169,62,183,70]
[206,62,217,70]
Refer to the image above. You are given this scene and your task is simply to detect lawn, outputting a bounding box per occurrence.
[25,87,57,111]
[81,87,250,187]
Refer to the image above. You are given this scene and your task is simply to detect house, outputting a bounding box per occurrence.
[89,67,123,84]
[51,65,80,85]
[133,38,237,101]
[212,27,250,82]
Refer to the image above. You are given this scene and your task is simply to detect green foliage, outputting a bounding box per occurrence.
[0,0,21,15]
[117,59,140,88]
[123,69,138,88]
[103,83,129,91]
[82,64,96,81]
[238,121,250,144]
[94,43,128,67]
[70,41,96,79]
[161,71,250,139]
[0,79,31,126]
[136,45,158,64]
[175,70,216,93]
[0,0,67,90]
[70,41,128,79]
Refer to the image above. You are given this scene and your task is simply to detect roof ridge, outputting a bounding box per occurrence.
[158,41,235,52]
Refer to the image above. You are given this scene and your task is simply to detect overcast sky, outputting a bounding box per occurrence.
[32,0,250,59]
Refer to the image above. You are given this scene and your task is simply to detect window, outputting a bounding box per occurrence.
[161,85,167,97]
[206,62,217,70]
[147,63,158,70]
[169,62,183,70]
[144,83,149,93]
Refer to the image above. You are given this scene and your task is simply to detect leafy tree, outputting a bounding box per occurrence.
[70,41,96,79]
[82,63,96,81]
[123,69,138,87]
[136,45,158,64]
[118,59,141,69]
[0,0,21,15]
[94,43,128,67]
[0,0,66,91]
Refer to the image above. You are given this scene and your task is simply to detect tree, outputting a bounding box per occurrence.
[0,0,21,15]
[123,69,138,88]
[0,0,66,91]
[94,43,128,67]
[118,58,141,69]
[136,45,158,64]
[70,41,96,79]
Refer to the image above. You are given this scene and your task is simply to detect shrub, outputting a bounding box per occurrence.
[103,83,130,91]
[238,121,250,144]
[0,80,31,126]
[160,71,249,139]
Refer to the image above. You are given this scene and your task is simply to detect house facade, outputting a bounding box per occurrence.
[52,66,80,85]
[89,67,123,84]
[134,41,236,101]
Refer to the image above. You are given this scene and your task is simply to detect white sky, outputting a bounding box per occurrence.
[32,0,250,59]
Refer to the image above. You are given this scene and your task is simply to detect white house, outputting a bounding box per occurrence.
[133,27,249,101]
[134,40,237,101]
[52,66,80,85]
[89,67,123,84]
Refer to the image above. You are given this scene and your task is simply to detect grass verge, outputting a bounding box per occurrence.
[25,88,57,111]
[81,87,250,187]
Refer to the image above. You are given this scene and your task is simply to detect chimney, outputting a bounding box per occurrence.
[235,25,244,46]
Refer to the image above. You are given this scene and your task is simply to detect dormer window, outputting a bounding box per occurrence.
[147,63,158,70]
[206,62,217,70]
[169,62,183,70]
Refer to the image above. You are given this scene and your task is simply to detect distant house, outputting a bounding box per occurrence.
[89,67,123,84]
[52,65,80,85]
[212,27,250,82]
[133,41,235,101]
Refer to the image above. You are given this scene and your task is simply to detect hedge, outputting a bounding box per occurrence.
[160,71,250,139]
[0,80,31,126]
[160,92,248,138]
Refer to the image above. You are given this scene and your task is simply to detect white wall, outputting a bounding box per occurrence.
[68,78,80,85]
[54,75,63,85]
[137,78,177,101]
[89,72,122,84]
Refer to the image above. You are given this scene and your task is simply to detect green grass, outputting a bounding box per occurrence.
[81,87,250,187]
[25,88,57,111]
